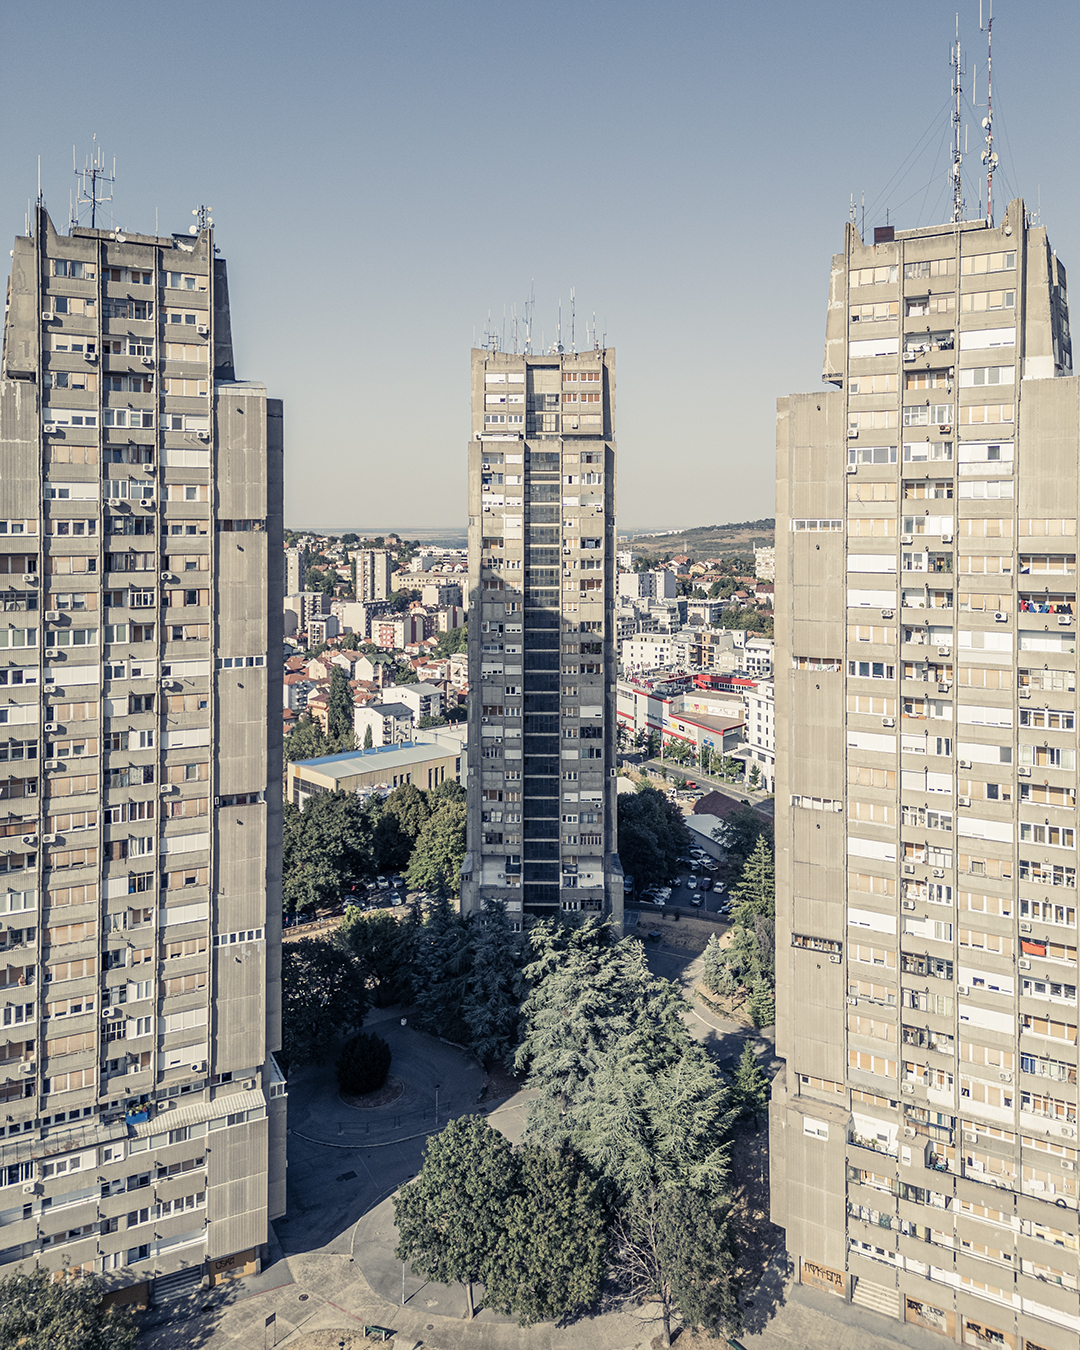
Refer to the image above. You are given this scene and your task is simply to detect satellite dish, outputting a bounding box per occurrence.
[189,226,199,235]
[114,234,126,244]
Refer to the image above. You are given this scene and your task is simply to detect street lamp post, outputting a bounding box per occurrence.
[435,1083,440,1129]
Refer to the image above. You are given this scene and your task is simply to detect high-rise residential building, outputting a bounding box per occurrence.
[355,549,391,602]
[771,197,1080,1347]
[462,348,621,923]
[0,206,285,1300]
[284,544,307,595]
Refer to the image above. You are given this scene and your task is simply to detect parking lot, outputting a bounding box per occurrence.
[633,844,731,916]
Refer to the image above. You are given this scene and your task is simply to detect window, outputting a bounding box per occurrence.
[848,445,897,466]
[102,298,152,320]
[165,272,207,291]
[960,364,1015,387]
[902,441,952,462]
[43,369,96,392]
[103,408,154,429]
[852,264,898,285]
[47,556,98,577]
[960,289,1015,312]
[791,518,842,531]
[50,296,95,317]
[902,405,952,427]
[163,376,209,397]
[52,259,95,279]
[848,660,895,679]
[961,250,1016,274]
[42,408,97,428]
[849,300,898,323]
[958,403,1014,425]
[163,308,201,326]
[904,259,955,280]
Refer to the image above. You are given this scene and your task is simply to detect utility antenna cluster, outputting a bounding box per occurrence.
[980,1,998,226]
[71,138,115,231]
[190,205,214,234]
[950,18,965,224]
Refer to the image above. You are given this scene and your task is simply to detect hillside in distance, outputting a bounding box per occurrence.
[620,518,775,561]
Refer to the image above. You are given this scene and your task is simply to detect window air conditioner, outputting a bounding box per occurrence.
[938,682,951,692]
[41,311,54,322]
[958,796,970,807]
[41,833,57,844]
[22,1181,37,1195]
[45,610,60,621]
[901,534,914,545]
[936,646,950,656]
[19,1062,34,1074]
[44,722,57,732]
[941,533,953,543]
[846,464,857,474]
[20,834,36,845]
[1019,959,1031,970]
[847,429,859,439]
[45,648,60,658]
[994,611,1007,622]
[197,325,209,336]
[1019,766,1031,777]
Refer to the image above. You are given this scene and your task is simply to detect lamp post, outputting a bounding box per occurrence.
[435,1083,440,1130]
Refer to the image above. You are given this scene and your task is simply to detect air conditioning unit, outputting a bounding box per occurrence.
[20,834,36,845]
[900,533,914,545]
[45,610,60,622]
[829,953,841,964]
[933,868,944,878]
[21,1181,37,1195]
[901,1083,915,1095]
[18,1062,34,1075]
[903,863,915,874]
[1064,1160,1076,1171]
[1019,766,1031,777]
[161,572,177,582]
[1019,959,1031,970]
[882,717,896,727]
[43,722,57,732]
[243,1078,256,1091]
[1020,922,1032,933]
[941,533,953,543]
[999,1072,1013,1083]
[159,784,176,795]
[956,984,968,994]
[936,646,950,656]
[45,647,62,658]
[1062,1126,1076,1139]
[141,356,154,366]
[958,795,971,807]
[41,311,54,322]
[1058,615,1072,626]
[41,833,57,844]
[938,424,952,434]
[904,352,916,362]
[938,682,951,692]
[22,573,37,584]
[959,759,972,769]
[84,351,96,363]
[903,1127,916,1138]
[994,611,1007,622]
[846,464,857,474]
[197,325,209,336]
[881,609,894,619]
[846,996,858,1006]
[44,759,61,769]
[197,431,210,441]
[161,679,180,691]
[1019,689,1031,698]
[190,1060,207,1073]
[902,900,916,910]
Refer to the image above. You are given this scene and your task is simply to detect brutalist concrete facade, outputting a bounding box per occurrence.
[461,348,622,923]
[0,206,285,1301]
[771,198,1080,1346]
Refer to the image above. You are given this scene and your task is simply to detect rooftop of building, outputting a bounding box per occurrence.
[291,740,458,779]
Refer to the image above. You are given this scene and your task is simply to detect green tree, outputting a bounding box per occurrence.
[461,901,525,1067]
[617,783,690,891]
[410,896,472,1042]
[516,918,731,1202]
[283,711,331,764]
[484,1144,607,1326]
[0,1267,138,1350]
[337,905,415,1006]
[394,1115,518,1319]
[362,724,373,748]
[613,1187,741,1347]
[731,1039,771,1124]
[406,799,466,897]
[418,713,448,728]
[433,622,467,657]
[304,564,334,594]
[336,1030,392,1095]
[748,979,776,1028]
[428,778,466,807]
[327,666,356,747]
[282,790,374,914]
[747,761,761,789]
[280,937,369,1068]
[713,805,773,876]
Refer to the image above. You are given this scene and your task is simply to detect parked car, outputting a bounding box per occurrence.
[690,893,703,906]
[670,877,682,888]
[376,876,389,888]
[701,878,713,891]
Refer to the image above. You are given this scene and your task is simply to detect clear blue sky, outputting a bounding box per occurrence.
[2,0,1077,531]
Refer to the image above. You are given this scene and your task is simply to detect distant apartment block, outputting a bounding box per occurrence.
[462,348,620,922]
[355,549,391,602]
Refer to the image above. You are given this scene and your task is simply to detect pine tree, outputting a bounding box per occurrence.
[0,1266,138,1350]
[363,724,373,748]
[327,666,356,747]
[410,896,472,1042]
[730,834,775,926]
[406,799,466,897]
[747,979,775,1029]
[731,1038,771,1124]
[701,933,725,993]
[461,900,524,1067]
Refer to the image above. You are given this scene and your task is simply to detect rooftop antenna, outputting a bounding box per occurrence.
[73,137,115,231]
[37,156,41,207]
[556,298,563,353]
[980,0,998,227]
[861,191,865,239]
[570,287,576,353]
[592,311,598,351]
[511,303,518,355]
[190,205,213,234]
[849,194,857,225]
[950,17,964,224]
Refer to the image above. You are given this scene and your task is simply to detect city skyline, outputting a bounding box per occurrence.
[4,2,1080,530]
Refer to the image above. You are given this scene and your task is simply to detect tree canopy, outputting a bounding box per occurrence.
[406,798,466,897]
[282,789,374,914]
[0,1268,138,1350]
[280,936,369,1068]
[616,783,690,891]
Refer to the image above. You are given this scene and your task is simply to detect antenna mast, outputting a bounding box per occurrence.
[981,2,998,226]
[950,18,964,223]
[73,138,115,231]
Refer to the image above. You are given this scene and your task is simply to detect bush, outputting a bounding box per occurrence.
[336,1031,392,1096]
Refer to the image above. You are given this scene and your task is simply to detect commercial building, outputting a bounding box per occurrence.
[462,348,620,922]
[0,206,284,1299]
[355,549,391,603]
[771,198,1080,1347]
[286,740,463,806]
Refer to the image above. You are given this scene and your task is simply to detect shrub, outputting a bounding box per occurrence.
[336,1030,392,1095]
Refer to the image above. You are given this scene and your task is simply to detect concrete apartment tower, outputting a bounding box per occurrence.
[461,347,621,923]
[284,544,307,595]
[355,549,391,602]
[770,197,1080,1347]
[0,206,285,1301]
